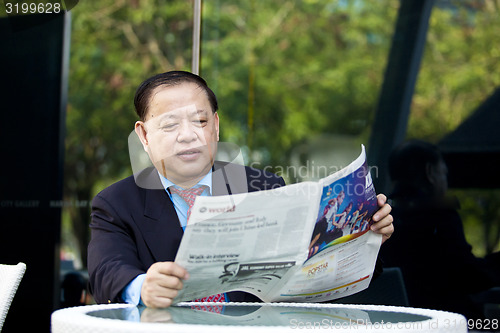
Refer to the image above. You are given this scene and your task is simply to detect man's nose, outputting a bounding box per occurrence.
[177,121,198,142]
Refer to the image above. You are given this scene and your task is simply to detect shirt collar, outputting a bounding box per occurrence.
[158,171,213,195]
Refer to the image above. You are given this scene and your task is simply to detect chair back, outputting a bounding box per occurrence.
[0,262,26,331]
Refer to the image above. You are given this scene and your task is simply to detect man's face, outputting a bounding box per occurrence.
[135,82,219,188]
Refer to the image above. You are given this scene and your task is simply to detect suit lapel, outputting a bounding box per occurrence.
[135,163,250,263]
[136,169,184,262]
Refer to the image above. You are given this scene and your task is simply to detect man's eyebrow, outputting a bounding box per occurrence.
[189,109,208,117]
[150,108,208,123]
[156,113,178,121]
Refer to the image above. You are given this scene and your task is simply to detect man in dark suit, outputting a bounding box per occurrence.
[88,71,394,308]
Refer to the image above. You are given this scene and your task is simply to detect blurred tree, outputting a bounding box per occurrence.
[65,0,193,267]
[456,189,500,256]
[65,0,499,266]
[201,0,398,172]
[410,1,500,141]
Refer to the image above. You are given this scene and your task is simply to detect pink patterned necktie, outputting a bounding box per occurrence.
[169,186,207,220]
[169,185,227,305]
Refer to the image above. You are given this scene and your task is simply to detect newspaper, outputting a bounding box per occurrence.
[174,145,382,303]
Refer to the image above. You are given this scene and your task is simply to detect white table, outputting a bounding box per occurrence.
[51,302,468,333]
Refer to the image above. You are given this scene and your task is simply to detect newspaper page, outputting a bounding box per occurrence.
[174,145,381,303]
[174,181,321,303]
[272,145,382,302]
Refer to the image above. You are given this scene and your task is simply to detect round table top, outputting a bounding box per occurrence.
[51,302,467,333]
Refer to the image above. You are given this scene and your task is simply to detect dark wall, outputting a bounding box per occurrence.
[0,13,69,333]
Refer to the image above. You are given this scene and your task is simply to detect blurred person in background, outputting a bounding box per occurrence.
[380,139,500,319]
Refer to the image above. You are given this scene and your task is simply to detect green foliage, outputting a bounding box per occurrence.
[64,0,500,265]
[201,0,398,168]
[65,0,194,264]
[452,189,500,256]
[67,0,194,181]
[409,1,500,141]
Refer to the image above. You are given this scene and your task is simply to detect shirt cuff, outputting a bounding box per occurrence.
[121,273,146,305]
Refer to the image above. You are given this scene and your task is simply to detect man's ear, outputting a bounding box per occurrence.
[214,112,220,141]
[134,121,149,152]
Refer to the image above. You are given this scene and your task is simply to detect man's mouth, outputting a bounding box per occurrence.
[177,148,202,160]
[177,148,201,155]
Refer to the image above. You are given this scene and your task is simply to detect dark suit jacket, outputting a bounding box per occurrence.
[88,162,285,304]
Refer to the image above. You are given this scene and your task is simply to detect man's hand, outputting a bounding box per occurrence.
[141,262,189,308]
[370,194,394,244]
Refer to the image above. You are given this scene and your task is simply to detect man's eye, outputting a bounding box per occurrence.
[194,119,208,126]
[160,123,177,131]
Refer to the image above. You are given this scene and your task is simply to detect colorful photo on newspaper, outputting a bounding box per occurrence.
[308,160,378,259]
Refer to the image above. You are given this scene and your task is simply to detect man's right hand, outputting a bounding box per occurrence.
[141,262,189,308]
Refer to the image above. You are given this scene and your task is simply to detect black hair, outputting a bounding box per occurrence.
[134,70,218,121]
